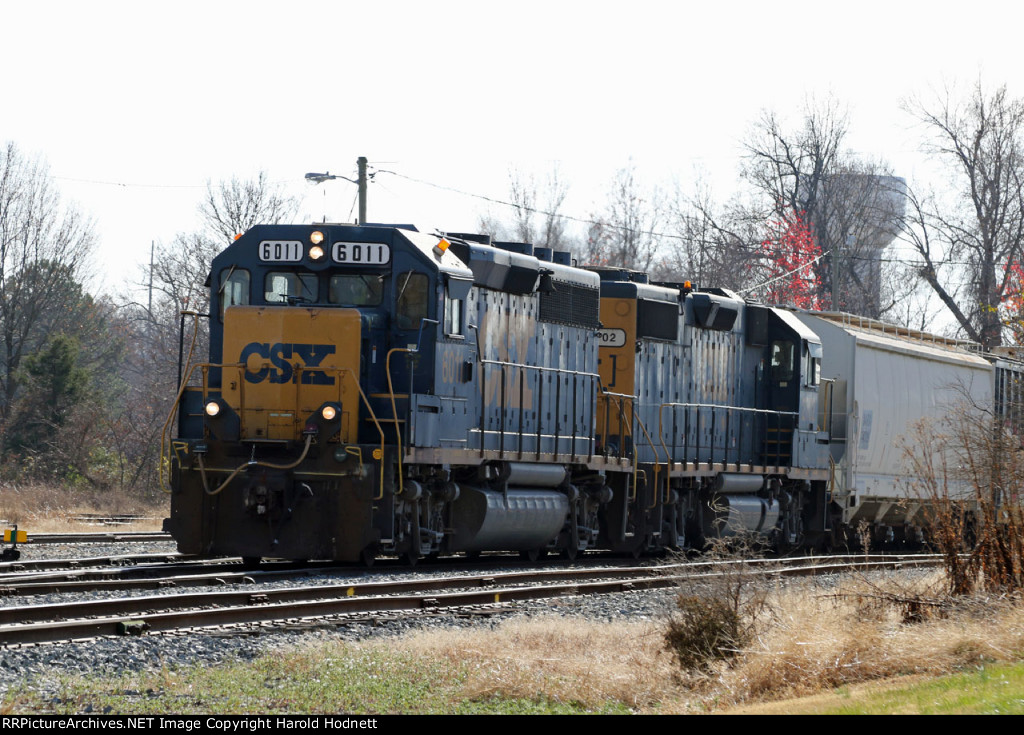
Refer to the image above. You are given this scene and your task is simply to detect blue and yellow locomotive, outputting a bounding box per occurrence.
[164,222,841,563]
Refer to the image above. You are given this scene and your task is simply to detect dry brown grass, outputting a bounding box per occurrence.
[673,571,1024,710]
[385,613,681,711]
[349,572,1024,713]
[0,482,167,532]
[9,485,1024,712]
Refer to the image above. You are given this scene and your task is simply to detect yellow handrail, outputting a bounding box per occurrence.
[158,311,203,495]
[385,347,414,499]
[161,362,389,501]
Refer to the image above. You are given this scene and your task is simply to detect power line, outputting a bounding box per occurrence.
[373,168,695,244]
[739,249,833,295]
[54,174,297,190]
[54,176,207,189]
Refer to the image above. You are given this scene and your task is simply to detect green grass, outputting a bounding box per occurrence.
[0,644,630,715]
[17,642,1024,715]
[754,661,1024,715]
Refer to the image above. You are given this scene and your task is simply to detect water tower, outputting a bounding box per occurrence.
[822,173,906,317]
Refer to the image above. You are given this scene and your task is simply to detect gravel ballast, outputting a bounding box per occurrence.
[0,541,678,695]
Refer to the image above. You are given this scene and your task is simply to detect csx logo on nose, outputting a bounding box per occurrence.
[240,342,336,385]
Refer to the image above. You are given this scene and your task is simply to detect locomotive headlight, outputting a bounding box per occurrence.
[309,244,325,261]
[205,401,221,417]
[310,230,324,245]
[321,405,337,421]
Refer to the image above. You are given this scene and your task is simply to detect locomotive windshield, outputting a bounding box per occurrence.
[396,271,429,329]
[329,274,384,306]
[218,268,250,321]
[265,271,317,303]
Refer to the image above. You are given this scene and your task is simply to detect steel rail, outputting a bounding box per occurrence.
[0,555,943,647]
[20,532,173,544]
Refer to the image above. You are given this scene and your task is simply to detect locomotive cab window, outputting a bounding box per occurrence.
[806,357,821,387]
[265,271,317,304]
[805,343,822,387]
[329,274,383,306]
[443,277,471,338]
[770,340,794,382]
[445,295,463,337]
[219,268,250,321]
[396,271,429,330]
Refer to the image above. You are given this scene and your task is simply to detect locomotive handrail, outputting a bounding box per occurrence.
[386,347,414,500]
[196,434,315,496]
[164,361,389,500]
[594,380,661,509]
[656,403,800,473]
[596,386,634,458]
[159,311,207,495]
[476,358,601,379]
[631,411,665,511]
[595,384,648,508]
[476,358,602,460]
[314,364,388,500]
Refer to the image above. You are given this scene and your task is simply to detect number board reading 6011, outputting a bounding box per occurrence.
[258,241,303,262]
[333,242,390,265]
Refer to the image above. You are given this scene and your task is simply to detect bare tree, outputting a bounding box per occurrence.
[664,181,762,291]
[117,172,297,490]
[0,142,96,422]
[901,82,1024,349]
[742,98,848,226]
[582,162,666,274]
[741,98,904,318]
[477,166,574,250]
[199,171,297,245]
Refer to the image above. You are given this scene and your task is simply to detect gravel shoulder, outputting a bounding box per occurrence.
[0,542,676,695]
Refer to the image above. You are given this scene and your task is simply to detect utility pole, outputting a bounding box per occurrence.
[305,157,368,224]
[148,240,154,319]
[831,235,852,312]
[357,156,368,225]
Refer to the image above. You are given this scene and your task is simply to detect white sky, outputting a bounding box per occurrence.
[3,0,1021,298]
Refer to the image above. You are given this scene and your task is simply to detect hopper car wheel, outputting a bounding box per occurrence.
[520,549,544,563]
[464,551,481,561]
[561,545,579,561]
[241,557,261,570]
[404,550,419,567]
[360,547,377,568]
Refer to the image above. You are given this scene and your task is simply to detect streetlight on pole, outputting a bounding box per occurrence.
[305,156,368,224]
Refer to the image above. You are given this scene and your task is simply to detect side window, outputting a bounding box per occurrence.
[770,340,794,382]
[265,271,317,304]
[396,271,429,330]
[219,268,250,322]
[806,356,821,387]
[445,293,463,337]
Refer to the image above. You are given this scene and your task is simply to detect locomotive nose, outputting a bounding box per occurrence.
[220,306,361,443]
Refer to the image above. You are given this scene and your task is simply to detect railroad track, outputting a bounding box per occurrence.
[0,558,348,595]
[19,531,172,544]
[0,554,943,648]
